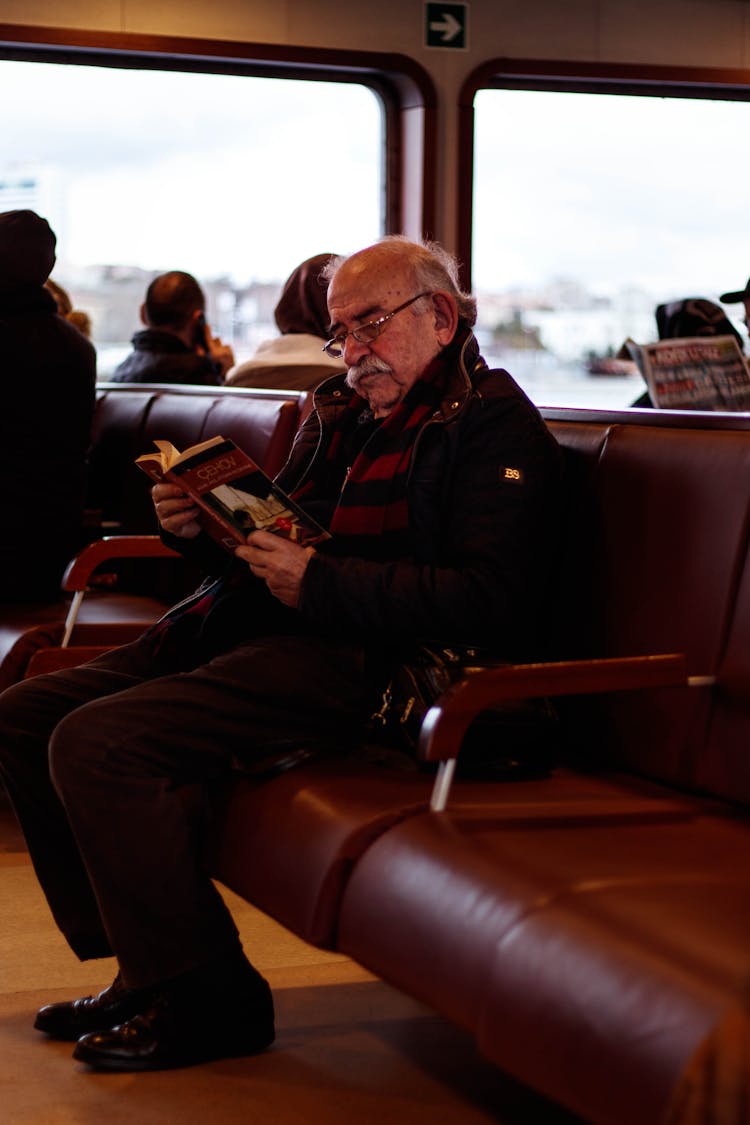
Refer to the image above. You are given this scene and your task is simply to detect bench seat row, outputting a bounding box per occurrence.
[208,403,750,1125]
[4,384,750,1123]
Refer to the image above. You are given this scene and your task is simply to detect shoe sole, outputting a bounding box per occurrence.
[72,1029,275,1072]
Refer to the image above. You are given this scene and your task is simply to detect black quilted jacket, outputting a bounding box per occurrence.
[160,329,563,661]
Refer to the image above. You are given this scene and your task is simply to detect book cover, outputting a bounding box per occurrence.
[625,335,750,411]
[136,435,330,551]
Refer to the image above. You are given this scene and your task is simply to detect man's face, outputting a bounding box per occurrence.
[327,250,454,418]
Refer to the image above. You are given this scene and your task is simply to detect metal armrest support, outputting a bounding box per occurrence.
[60,536,179,648]
[418,653,714,811]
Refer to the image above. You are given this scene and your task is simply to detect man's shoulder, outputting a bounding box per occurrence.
[449,330,537,412]
[460,362,562,466]
[132,329,190,355]
[471,362,548,422]
[111,334,217,384]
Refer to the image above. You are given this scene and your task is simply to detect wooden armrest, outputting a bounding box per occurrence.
[418,654,709,811]
[62,536,179,593]
[419,653,690,764]
[59,536,180,648]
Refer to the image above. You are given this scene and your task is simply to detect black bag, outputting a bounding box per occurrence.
[370,644,559,780]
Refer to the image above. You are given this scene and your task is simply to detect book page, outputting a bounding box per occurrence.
[153,435,226,469]
[135,435,228,474]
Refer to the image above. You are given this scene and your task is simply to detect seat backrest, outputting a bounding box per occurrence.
[545,411,750,797]
[87,384,304,535]
[701,516,750,807]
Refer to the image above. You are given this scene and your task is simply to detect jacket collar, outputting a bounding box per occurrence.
[132,329,192,354]
[312,323,485,422]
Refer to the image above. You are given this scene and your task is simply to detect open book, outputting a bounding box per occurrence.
[624,335,750,411]
[136,435,329,551]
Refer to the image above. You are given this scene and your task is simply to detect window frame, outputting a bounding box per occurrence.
[0,20,437,239]
[458,58,750,290]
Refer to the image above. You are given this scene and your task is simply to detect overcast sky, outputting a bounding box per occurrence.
[0,60,381,286]
[2,58,747,308]
[474,88,747,304]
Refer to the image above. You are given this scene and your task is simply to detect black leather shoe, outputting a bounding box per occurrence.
[72,977,275,1071]
[34,973,149,1042]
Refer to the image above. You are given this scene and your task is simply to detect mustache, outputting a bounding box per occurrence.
[345,355,393,390]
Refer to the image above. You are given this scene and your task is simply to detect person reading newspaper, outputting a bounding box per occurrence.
[629,297,749,409]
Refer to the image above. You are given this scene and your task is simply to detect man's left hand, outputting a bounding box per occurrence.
[235,530,315,607]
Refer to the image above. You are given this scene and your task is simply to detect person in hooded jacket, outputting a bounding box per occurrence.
[0,209,96,601]
[225,253,346,391]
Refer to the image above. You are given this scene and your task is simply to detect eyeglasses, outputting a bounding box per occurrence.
[323,292,432,358]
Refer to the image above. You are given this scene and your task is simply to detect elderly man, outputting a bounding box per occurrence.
[0,236,562,1071]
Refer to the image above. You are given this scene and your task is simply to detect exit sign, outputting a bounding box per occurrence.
[425,3,468,49]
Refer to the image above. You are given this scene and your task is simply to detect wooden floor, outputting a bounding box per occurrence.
[0,797,583,1124]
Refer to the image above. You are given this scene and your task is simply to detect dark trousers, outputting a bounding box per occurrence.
[0,630,365,989]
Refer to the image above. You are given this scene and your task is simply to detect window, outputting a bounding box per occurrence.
[471,84,749,408]
[0,58,383,375]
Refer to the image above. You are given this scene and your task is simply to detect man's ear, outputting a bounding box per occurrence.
[432,291,459,345]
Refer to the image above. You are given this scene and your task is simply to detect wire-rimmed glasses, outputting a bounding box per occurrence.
[322,291,432,358]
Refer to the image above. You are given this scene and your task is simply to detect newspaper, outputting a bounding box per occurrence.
[624,335,750,411]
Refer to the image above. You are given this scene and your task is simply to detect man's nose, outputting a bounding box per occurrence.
[342,334,370,365]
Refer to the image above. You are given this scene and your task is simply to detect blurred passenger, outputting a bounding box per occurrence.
[0,209,96,601]
[225,253,345,391]
[656,297,744,347]
[719,275,750,338]
[45,278,94,338]
[631,297,745,407]
[110,270,233,385]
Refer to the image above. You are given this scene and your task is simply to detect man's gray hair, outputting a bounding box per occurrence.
[323,236,477,326]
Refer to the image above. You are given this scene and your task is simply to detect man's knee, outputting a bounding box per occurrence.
[48,698,112,797]
[0,675,45,721]
[0,676,62,760]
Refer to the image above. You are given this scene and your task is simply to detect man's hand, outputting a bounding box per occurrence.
[235,530,315,607]
[207,333,235,379]
[151,482,202,539]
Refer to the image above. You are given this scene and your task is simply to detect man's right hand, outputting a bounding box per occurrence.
[151,482,202,539]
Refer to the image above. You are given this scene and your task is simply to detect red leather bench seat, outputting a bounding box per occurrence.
[0,383,306,687]
[479,872,750,1125]
[308,410,750,1125]
[7,392,750,1125]
[576,422,750,790]
[0,609,159,692]
[335,789,750,1125]
[207,758,431,946]
[91,383,303,534]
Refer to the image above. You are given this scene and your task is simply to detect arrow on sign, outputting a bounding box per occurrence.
[429,12,462,42]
